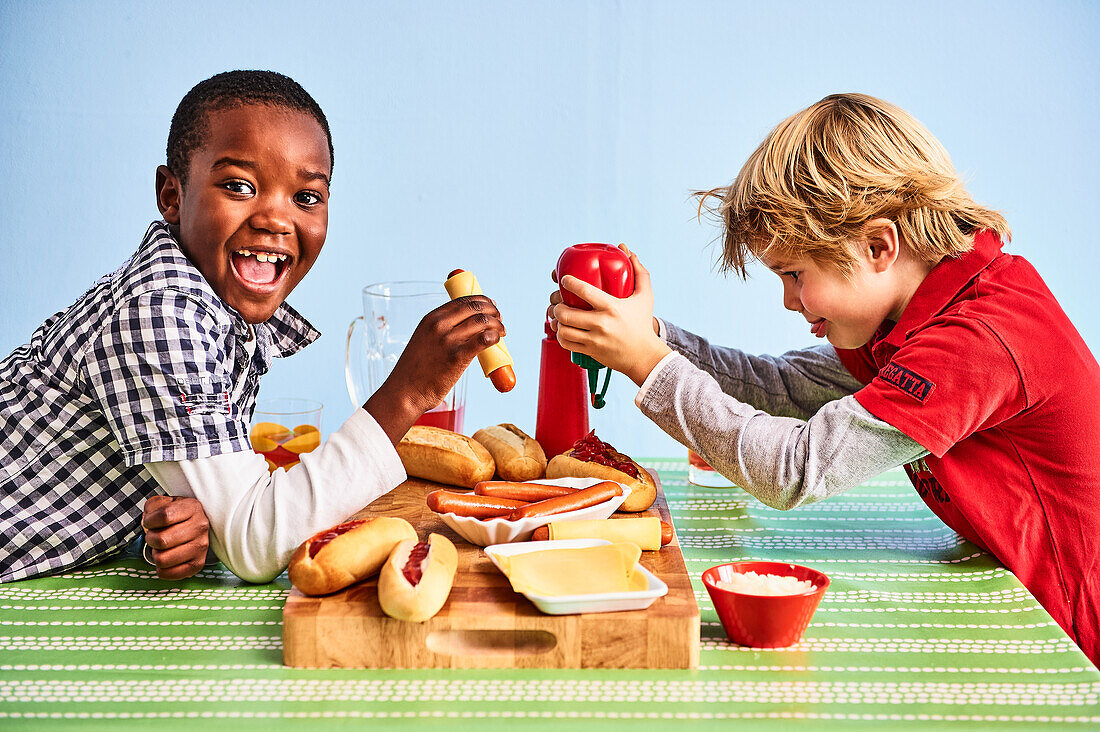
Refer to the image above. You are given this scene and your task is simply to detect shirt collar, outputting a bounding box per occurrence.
[876,230,1004,352]
[149,221,321,358]
[261,300,320,357]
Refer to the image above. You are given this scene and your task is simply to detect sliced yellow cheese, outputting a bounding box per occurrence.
[444,270,513,377]
[548,518,662,550]
[497,543,645,596]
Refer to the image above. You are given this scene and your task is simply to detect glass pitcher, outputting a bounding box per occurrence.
[345,281,467,433]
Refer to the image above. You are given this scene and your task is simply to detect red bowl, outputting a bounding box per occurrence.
[702,561,829,648]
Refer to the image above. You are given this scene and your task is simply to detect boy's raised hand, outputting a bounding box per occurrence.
[141,495,212,580]
[366,295,506,443]
[550,245,671,386]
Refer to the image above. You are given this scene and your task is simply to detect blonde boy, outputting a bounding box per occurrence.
[550,93,1100,663]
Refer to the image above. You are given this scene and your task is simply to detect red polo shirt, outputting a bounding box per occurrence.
[835,230,1100,664]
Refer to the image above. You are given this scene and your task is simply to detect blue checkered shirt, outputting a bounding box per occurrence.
[0,221,319,581]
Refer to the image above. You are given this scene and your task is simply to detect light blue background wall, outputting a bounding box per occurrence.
[2,1,1097,458]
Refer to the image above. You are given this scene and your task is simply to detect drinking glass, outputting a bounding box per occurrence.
[250,398,323,473]
[688,449,736,488]
[345,281,467,433]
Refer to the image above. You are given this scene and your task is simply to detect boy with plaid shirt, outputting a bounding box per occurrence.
[1,71,505,583]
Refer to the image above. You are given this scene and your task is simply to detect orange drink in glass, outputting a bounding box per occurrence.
[250,398,323,473]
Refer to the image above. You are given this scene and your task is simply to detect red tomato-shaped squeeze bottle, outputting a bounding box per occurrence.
[555,243,635,310]
[552,243,635,408]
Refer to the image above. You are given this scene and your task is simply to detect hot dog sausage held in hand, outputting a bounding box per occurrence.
[444,269,516,393]
[288,517,418,596]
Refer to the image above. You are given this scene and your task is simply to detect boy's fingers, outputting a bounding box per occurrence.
[141,495,177,530]
[437,311,505,363]
[150,539,207,568]
[560,275,612,310]
[156,564,203,581]
[420,297,500,339]
[152,550,207,580]
[145,512,210,551]
[143,496,204,530]
[630,252,652,292]
[553,303,603,333]
[555,327,591,356]
[443,295,501,324]
[546,303,562,328]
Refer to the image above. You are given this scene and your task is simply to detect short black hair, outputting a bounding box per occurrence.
[166,70,333,185]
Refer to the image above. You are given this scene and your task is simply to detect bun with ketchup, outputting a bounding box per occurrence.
[396,425,496,488]
[544,430,656,512]
[378,533,458,622]
[288,517,417,596]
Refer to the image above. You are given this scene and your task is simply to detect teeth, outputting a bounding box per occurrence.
[235,250,288,263]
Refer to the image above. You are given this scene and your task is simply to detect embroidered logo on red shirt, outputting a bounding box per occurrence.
[905,458,950,503]
[879,362,935,403]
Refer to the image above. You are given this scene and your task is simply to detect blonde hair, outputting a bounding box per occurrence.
[697,93,1010,277]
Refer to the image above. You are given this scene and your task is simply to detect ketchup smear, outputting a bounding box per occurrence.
[308,519,368,558]
[402,542,430,586]
[569,430,639,479]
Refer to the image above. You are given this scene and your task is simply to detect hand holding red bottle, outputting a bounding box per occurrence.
[550,244,671,387]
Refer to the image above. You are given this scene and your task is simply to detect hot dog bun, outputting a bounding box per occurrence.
[471,424,547,482]
[378,533,458,622]
[545,454,656,512]
[396,425,495,488]
[288,516,417,596]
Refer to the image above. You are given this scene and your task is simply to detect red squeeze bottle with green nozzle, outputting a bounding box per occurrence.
[535,316,590,459]
[553,243,635,409]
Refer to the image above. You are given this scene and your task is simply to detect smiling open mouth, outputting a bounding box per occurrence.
[231,249,290,288]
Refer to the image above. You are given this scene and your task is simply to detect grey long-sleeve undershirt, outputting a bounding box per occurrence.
[636,321,929,510]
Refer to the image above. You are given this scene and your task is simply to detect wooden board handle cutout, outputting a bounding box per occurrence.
[425,629,557,658]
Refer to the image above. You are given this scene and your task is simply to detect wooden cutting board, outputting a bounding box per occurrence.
[282,470,700,669]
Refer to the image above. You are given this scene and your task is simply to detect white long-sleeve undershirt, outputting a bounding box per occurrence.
[145,408,406,583]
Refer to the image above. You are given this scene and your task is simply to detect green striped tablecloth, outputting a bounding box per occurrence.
[1,462,1097,730]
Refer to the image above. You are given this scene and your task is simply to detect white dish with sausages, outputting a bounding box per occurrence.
[437,477,631,546]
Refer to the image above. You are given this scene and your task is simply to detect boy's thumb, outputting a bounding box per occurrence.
[629,251,651,290]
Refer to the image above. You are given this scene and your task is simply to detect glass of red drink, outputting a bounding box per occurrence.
[688,449,736,488]
[250,398,323,473]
